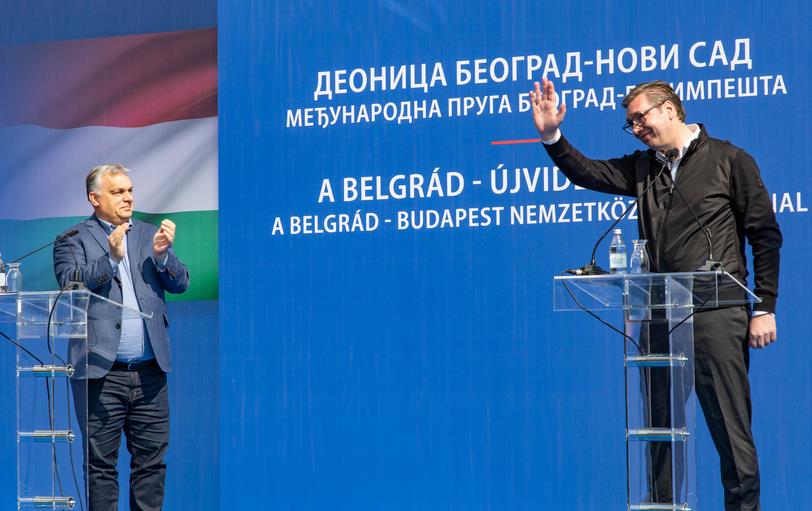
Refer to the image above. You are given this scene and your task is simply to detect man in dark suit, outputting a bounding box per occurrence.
[530,79,779,511]
[54,163,189,511]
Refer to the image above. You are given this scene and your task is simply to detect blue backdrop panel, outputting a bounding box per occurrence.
[220,1,811,510]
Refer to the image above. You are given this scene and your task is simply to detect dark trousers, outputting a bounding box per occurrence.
[74,362,170,511]
[646,306,760,511]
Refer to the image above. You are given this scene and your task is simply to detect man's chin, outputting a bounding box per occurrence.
[641,138,666,151]
[638,134,655,147]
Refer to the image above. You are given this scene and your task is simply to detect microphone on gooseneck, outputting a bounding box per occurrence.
[665,163,723,272]
[9,229,79,265]
[566,149,679,275]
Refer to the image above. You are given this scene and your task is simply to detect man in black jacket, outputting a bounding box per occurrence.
[531,78,781,511]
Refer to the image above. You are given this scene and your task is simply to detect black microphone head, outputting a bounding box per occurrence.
[665,148,679,159]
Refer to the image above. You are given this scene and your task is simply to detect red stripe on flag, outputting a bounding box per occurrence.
[0,28,217,128]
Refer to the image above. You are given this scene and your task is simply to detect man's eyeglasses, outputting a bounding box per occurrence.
[622,101,665,134]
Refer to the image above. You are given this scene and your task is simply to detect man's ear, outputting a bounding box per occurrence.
[88,192,100,207]
[663,101,676,120]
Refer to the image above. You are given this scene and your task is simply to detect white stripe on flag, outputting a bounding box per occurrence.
[0,117,217,220]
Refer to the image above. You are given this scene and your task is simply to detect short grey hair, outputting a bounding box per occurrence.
[622,80,686,122]
[86,163,130,195]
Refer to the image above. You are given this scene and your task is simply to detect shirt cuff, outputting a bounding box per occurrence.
[541,129,562,145]
[108,257,120,272]
[752,310,774,318]
[156,254,169,271]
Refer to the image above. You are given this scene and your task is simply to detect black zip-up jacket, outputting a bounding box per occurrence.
[544,125,782,313]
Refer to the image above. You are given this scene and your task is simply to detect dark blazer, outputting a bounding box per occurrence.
[53,216,190,378]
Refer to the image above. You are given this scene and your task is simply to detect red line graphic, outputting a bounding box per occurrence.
[490,138,541,145]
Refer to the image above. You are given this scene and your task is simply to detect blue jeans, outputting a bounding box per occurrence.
[74,361,169,511]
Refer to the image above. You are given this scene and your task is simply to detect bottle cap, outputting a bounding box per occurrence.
[613,228,622,234]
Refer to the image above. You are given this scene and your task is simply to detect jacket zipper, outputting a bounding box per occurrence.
[656,180,675,272]
[655,141,699,272]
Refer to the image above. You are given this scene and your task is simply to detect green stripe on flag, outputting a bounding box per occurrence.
[133,211,218,301]
[0,210,217,301]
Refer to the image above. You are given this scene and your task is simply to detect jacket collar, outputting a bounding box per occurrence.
[85,216,110,253]
[679,123,709,165]
[648,123,709,165]
[84,215,143,267]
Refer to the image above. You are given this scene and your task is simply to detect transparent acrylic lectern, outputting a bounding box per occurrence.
[553,271,759,511]
[0,289,149,511]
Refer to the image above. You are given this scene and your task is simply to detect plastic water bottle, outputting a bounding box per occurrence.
[6,263,22,292]
[609,228,627,274]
